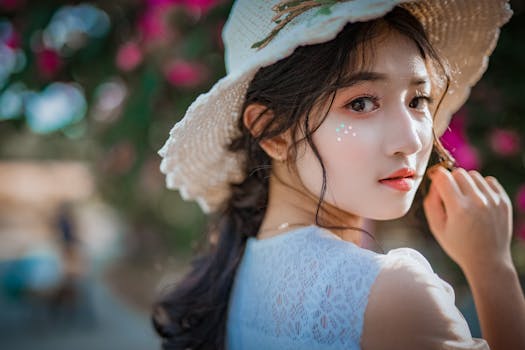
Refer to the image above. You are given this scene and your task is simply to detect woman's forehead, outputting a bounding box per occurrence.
[336,70,432,91]
[336,29,443,93]
[353,30,427,73]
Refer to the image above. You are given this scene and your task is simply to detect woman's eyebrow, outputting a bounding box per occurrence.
[338,71,430,88]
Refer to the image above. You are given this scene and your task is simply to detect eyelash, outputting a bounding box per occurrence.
[412,92,434,109]
[345,93,434,113]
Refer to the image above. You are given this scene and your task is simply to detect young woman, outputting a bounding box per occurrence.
[153,1,524,349]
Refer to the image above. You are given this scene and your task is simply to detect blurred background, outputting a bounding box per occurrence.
[0,0,523,349]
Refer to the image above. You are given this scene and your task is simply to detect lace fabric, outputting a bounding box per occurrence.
[225,225,487,350]
[226,225,384,349]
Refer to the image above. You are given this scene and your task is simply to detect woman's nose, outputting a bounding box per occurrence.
[383,103,423,157]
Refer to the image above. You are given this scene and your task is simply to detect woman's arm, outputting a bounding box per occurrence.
[463,258,525,350]
[423,166,525,350]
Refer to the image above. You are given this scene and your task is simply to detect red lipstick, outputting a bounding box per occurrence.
[379,168,416,192]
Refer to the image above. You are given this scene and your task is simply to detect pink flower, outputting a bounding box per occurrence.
[5,29,20,49]
[116,42,143,72]
[36,48,62,79]
[516,185,525,213]
[138,8,170,44]
[489,128,521,157]
[440,127,465,155]
[452,144,481,170]
[440,110,468,152]
[164,60,207,88]
[439,109,481,170]
[449,108,468,132]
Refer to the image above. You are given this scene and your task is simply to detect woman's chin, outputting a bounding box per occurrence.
[371,209,410,221]
[323,200,413,222]
[343,200,414,221]
[370,201,415,220]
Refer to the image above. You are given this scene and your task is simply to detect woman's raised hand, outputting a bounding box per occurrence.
[422,166,514,275]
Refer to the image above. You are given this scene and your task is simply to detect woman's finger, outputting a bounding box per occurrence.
[468,170,499,205]
[451,168,487,206]
[485,176,513,209]
[427,166,463,210]
[423,180,447,234]
[485,176,504,194]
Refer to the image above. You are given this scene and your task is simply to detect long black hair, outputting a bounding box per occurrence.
[152,6,454,350]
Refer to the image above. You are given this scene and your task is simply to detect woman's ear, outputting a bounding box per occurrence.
[243,103,290,161]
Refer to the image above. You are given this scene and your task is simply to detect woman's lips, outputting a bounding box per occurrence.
[379,176,414,191]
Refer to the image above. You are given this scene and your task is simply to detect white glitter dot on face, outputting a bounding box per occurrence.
[348,125,352,130]
[337,137,342,142]
[344,130,349,134]
[352,132,356,136]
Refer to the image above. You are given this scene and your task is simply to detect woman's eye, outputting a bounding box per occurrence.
[409,96,432,110]
[347,96,378,113]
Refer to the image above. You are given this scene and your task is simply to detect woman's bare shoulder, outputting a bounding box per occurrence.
[361,249,490,350]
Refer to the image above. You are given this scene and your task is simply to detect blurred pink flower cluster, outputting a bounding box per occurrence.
[440,109,480,170]
[489,128,521,157]
[164,60,208,87]
[116,42,143,72]
[3,27,20,48]
[37,48,63,79]
[440,109,523,169]
[115,0,221,88]
[1,13,63,80]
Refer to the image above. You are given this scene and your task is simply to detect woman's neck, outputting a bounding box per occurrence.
[258,164,364,244]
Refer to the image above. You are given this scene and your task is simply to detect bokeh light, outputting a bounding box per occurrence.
[25,82,87,134]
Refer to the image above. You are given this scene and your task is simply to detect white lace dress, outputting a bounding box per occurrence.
[226,225,489,350]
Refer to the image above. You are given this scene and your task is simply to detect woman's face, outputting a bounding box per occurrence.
[294,29,435,220]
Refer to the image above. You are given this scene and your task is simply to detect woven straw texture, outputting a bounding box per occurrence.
[159,0,512,213]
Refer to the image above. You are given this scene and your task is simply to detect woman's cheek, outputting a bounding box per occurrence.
[318,114,365,147]
[419,116,434,151]
[333,121,358,142]
[316,121,371,174]
[415,117,434,169]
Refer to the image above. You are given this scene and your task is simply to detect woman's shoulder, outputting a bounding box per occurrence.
[360,247,489,350]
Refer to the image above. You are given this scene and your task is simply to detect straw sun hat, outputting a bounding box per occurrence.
[159,0,512,213]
